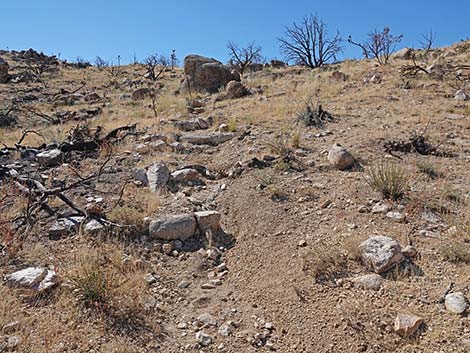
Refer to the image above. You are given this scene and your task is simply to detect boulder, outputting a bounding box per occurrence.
[225,80,249,99]
[149,214,196,240]
[6,267,59,292]
[0,57,9,83]
[328,144,355,170]
[179,132,234,146]
[360,236,405,273]
[445,292,468,314]
[131,87,153,100]
[36,149,63,166]
[182,55,238,93]
[394,313,423,338]
[146,163,169,192]
[195,211,222,233]
[171,168,200,183]
[175,117,212,131]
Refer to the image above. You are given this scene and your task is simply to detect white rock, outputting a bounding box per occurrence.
[195,211,222,233]
[146,163,169,192]
[371,203,390,214]
[445,292,468,314]
[6,267,59,292]
[149,214,196,240]
[386,211,406,222]
[36,149,63,166]
[360,236,405,273]
[171,168,200,183]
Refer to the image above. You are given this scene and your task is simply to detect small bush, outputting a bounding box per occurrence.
[302,241,348,281]
[227,118,237,132]
[439,243,470,264]
[366,161,408,200]
[416,161,438,179]
[70,261,113,310]
[296,98,334,128]
[291,129,301,149]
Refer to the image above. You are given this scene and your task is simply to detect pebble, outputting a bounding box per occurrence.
[445,292,468,314]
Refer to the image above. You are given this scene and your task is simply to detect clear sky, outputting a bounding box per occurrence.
[1,0,469,64]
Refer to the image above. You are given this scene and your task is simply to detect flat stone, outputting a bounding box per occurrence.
[149,214,196,240]
[371,203,390,214]
[36,149,63,166]
[6,267,59,292]
[394,313,423,338]
[352,274,384,290]
[360,236,405,273]
[386,211,406,222]
[171,168,200,183]
[180,132,234,146]
[445,292,468,314]
[196,313,217,326]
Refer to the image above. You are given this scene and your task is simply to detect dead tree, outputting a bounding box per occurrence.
[278,14,342,68]
[227,41,262,74]
[419,30,436,56]
[144,54,169,80]
[348,27,403,65]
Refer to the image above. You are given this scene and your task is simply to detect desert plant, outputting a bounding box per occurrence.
[416,161,438,179]
[291,129,301,148]
[94,56,109,69]
[348,27,403,65]
[70,261,113,309]
[302,241,348,281]
[227,118,237,132]
[278,14,342,68]
[227,41,262,74]
[296,97,334,128]
[366,161,409,200]
[439,243,470,264]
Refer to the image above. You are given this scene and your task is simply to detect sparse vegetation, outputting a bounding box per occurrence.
[416,161,438,178]
[302,241,348,281]
[439,243,470,264]
[366,161,409,200]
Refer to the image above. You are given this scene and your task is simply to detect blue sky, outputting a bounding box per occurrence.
[1,0,469,64]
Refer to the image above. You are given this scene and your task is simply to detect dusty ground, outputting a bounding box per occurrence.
[0,42,469,353]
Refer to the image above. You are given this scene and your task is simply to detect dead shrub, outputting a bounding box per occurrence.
[439,243,470,264]
[302,241,348,281]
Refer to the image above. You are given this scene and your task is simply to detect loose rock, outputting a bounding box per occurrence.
[360,236,405,273]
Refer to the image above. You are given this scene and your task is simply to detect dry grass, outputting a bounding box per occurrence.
[302,241,348,281]
[366,160,409,200]
[439,243,470,264]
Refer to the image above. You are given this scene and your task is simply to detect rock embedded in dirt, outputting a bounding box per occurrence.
[171,168,200,183]
[371,203,390,214]
[179,132,235,146]
[149,214,196,240]
[195,211,222,233]
[0,56,9,83]
[146,163,169,192]
[196,331,213,346]
[225,80,249,99]
[360,236,405,273]
[36,149,63,166]
[352,273,384,290]
[328,143,355,170]
[49,216,84,238]
[182,54,238,93]
[6,267,59,292]
[386,211,406,222]
[394,313,424,338]
[175,117,212,131]
[402,245,417,258]
[445,292,468,314]
[196,313,218,327]
[454,89,469,101]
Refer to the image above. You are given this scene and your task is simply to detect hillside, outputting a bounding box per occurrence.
[0,42,469,353]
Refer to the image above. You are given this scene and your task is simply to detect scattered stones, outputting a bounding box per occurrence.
[445,292,468,314]
[149,214,196,240]
[394,313,424,338]
[196,331,213,346]
[49,217,83,238]
[146,163,169,192]
[352,273,384,290]
[360,236,405,273]
[328,144,355,170]
[179,132,235,146]
[36,149,63,166]
[6,267,59,292]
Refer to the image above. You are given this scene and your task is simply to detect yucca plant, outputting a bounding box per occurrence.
[366,160,409,200]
